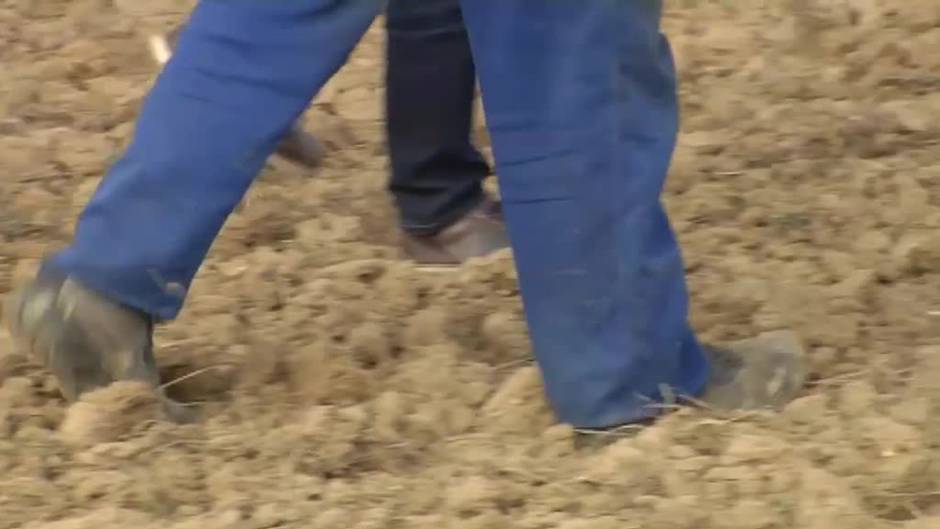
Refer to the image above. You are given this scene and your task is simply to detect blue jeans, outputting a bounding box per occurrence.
[47,0,710,428]
[386,0,489,235]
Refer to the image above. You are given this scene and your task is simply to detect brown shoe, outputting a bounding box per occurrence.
[401,198,510,268]
[3,272,193,422]
[147,26,323,169]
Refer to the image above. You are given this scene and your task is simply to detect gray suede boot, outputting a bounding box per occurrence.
[3,271,193,422]
[698,330,807,411]
[575,331,806,448]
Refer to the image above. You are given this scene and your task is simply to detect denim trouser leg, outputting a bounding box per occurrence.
[385,0,490,234]
[459,0,710,427]
[46,0,381,320]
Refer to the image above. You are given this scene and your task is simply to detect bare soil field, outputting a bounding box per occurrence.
[1,1,939,527]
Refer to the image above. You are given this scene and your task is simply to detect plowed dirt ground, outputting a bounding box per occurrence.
[1,1,939,528]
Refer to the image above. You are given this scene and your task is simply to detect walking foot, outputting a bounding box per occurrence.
[698,330,807,411]
[3,272,193,423]
[402,196,510,268]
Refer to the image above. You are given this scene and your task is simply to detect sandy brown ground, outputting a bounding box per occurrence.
[1,1,940,528]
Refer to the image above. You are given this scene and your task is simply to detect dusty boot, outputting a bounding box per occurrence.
[401,197,510,268]
[3,272,193,422]
[147,25,324,169]
[573,331,806,449]
[697,330,807,411]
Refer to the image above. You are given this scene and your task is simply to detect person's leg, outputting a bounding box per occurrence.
[147,23,325,170]
[49,0,379,321]
[459,0,801,429]
[385,0,490,235]
[4,0,381,406]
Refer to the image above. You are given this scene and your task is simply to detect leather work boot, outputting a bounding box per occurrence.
[3,272,193,422]
[147,25,324,169]
[575,330,806,449]
[401,197,510,268]
[697,330,806,411]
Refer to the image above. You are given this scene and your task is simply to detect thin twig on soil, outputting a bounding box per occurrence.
[159,364,234,390]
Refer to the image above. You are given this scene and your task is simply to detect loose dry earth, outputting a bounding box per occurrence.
[1,1,939,528]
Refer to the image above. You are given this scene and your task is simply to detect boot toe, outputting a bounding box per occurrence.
[700,330,807,411]
[4,273,162,404]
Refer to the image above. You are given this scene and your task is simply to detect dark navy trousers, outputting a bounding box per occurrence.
[47,0,710,428]
[386,0,490,235]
